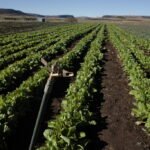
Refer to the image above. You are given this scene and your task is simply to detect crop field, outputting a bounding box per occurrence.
[119,23,150,39]
[0,22,67,35]
[0,23,150,150]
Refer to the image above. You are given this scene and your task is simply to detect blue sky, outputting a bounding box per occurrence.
[0,0,150,17]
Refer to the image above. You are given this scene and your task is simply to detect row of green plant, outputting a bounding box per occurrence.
[115,26,150,71]
[119,24,150,39]
[0,30,51,49]
[0,35,52,58]
[108,25,150,132]
[0,24,82,47]
[0,24,98,68]
[0,24,92,58]
[0,37,59,70]
[0,24,102,150]
[129,35,150,52]
[0,26,58,47]
[0,24,91,70]
[37,25,105,150]
[57,27,100,71]
[0,25,97,95]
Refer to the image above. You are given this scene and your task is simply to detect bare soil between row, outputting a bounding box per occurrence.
[98,42,150,150]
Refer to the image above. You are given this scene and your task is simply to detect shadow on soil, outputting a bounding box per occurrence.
[85,76,108,149]
[80,47,109,150]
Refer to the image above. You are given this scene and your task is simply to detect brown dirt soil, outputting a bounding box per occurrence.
[98,42,150,150]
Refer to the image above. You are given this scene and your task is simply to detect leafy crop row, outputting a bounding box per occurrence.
[114,26,150,71]
[0,24,97,95]
[108,25,150,131]
[0,24,101,149]
[0,24,82,47]
[0,24,93,58]
[37,25,105,150]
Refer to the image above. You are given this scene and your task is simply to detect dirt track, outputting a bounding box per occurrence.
[98,42,150,150]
